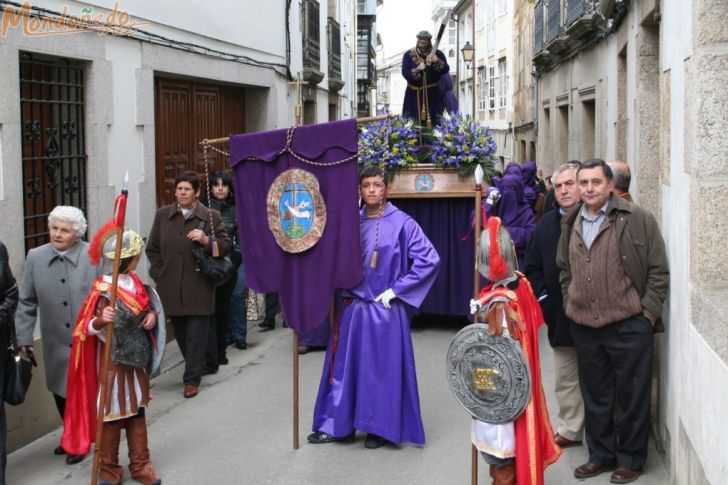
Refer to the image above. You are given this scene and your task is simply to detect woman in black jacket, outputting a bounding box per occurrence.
[0,240,19,484]
[204,171,246,372]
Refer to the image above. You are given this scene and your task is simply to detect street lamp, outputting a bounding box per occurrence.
[461,41,474,65]
[461,41,476,117]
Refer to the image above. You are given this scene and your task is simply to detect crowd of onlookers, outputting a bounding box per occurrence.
[0,169,269,483]
[486,158,667,484]
[0,157,665,485]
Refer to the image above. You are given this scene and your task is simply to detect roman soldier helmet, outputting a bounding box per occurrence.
[476,217,517,282]
[416,30,432,40]
[88,220,144,265]
[102,230,144,261]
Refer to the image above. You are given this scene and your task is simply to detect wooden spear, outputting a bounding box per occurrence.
[90,171,129,485]
[471,164,485,485]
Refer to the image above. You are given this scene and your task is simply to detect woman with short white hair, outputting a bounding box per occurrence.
[16,205,99,465]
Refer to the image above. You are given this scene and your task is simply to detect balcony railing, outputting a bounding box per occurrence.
[566,0,597,27]
[327,17,342,81]
[303,0,321,71]
[534,0,544,56]
[546,0,561,44]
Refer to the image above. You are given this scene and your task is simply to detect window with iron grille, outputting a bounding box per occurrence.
[328,17,342,80]
[488,66,496,110]
[19,52,87,253]
[448,20,457,45]
[303,0,321,70]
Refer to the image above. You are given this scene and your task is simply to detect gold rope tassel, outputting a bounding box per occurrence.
[202,142,221,257]
[370,197,384,269]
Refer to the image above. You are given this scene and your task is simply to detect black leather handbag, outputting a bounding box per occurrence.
[192,245,235,286]
[192,220,235,286]
[4,325,33,406]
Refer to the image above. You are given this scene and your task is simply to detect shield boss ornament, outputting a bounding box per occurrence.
[447,323,531,424]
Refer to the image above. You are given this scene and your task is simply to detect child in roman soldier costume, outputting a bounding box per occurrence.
[468,217,561,485]
[62,227,165,485]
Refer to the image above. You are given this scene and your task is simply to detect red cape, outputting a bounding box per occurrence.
[61,279,104,455]
[479,273,562,485]
[61,275,150,455]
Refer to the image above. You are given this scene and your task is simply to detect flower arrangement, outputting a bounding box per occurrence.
[358,115,420,173]
[430,112,498,177]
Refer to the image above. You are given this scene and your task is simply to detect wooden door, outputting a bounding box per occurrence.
[154,78,245,206]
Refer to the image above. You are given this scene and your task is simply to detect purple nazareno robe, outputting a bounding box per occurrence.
[312,203,440,445]
[521,160,540,210]
[229,119,363,332]
[439,73,459,115]
[401,48,449,126]
[494,174,536,270]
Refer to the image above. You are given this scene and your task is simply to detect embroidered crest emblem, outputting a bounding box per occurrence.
[267,168,327,253]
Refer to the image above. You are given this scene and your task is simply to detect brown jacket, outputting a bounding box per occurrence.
[146,202,231,316]
[556,195,669,331]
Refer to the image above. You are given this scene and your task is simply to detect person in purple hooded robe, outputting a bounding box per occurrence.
[308,165,440,449]
[439,72,458,115]
[402,31,450,128]
[521,160,546,221]
[488,172,536,271]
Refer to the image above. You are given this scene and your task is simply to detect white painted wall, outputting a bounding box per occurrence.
[660,1,728,483]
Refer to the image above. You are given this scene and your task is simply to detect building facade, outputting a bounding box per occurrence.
[356,0,379,116]
[511,0,536,164]
[0,0,358,450]
[455,0,515,168]
[531,0,728,483]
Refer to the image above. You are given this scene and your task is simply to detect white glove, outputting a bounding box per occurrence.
[486,189,500,205]
[469,298,481,315]
[375,289,397,309]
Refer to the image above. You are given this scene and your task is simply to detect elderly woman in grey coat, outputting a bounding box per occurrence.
[16,206,99,465]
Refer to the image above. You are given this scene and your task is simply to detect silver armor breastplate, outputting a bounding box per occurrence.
[110,300,152,369]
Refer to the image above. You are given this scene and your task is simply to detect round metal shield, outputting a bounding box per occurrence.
[447,323,531,424]
[267,168,327,253]
[145,285,166,378]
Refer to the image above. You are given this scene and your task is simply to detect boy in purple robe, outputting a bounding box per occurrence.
[308,165,440,449]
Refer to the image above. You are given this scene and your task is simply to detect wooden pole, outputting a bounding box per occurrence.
[198,114,397,147]
[290,74,304,450]
[471,178,483,485]
[293,331,300,449]
[90,189,128,485]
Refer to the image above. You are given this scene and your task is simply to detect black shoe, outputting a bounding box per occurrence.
[258,322,275,331]
[66,453,85,465]
[219,356,229,365]
[54,445,67,455]
[364,434,387,449]
[234,341,247,350]
[307,431,355,444]
[202,365,218,375]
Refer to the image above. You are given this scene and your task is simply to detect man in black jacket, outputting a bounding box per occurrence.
[525,161,583,449]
